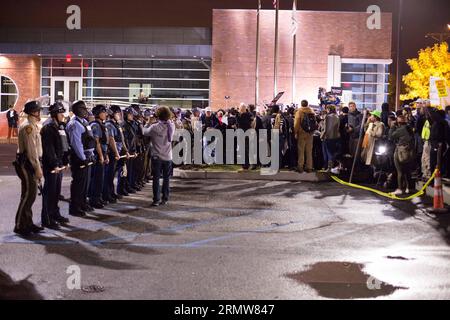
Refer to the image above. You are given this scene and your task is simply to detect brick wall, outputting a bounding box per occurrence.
[0,56,40,137]
[210,9,392,109]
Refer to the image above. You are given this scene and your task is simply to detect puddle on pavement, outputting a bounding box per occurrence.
[286,261,407,299]
[0,270,43,300]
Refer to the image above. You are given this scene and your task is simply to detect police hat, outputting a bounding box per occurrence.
[49,102,66,115]
[143,109,152,117]
[23,100,42,115]
[92,104,107,116]
[130,104,141,113]
[109,105,122,115]
[124,106,138,117]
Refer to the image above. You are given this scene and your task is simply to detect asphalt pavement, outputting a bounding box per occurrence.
[1,145,450,300]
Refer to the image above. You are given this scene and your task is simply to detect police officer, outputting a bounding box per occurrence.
[88,105,109,209]
[104,105,128,202]
[40,102,71,229]
[66,100,96,217]
[13,101,44,236]
[119,106,138,195]
[130,104,145,190]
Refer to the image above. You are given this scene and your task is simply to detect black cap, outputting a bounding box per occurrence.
[124,106,138,117]
[109,105,122,115]
[92,104,107,117]
[49,102,66,115]
[23,101,42,115]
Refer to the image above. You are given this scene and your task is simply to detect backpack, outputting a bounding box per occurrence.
[301,113,318,133]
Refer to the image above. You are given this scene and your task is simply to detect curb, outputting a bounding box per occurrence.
[173,169,329,182]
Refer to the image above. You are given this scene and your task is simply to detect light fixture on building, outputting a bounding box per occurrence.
[109,54,113,57]
[66,54,72,63]
[193,56,197,58]
[78,54,83,57]
[37,54,41,56]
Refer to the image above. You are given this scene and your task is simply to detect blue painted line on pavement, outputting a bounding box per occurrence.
[0,207,286,247]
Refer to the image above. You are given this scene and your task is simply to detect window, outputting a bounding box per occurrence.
[0,76,19,112]
[41,57,210,108]
[341,60,390,110]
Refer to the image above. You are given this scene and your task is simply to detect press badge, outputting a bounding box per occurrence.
[58,130,66,136]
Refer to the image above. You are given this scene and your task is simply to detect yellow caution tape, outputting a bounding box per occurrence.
[330,170,437,201]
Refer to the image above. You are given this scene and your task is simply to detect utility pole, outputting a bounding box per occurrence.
[394,0,403,112]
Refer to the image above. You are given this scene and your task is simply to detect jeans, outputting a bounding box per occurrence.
[322,139,340,167]
[151,157,171,202]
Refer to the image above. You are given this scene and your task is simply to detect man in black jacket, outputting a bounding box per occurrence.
[6,105,19,144]
[347,102,363,158]
[40,102,70,229]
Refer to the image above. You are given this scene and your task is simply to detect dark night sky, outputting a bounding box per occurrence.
[1,0,449,77]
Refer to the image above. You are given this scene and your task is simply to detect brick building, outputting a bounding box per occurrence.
[0,8,392,137]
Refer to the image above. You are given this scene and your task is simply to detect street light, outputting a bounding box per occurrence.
[425,24,450,42]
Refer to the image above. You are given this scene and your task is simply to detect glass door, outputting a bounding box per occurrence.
[51,77,82,104]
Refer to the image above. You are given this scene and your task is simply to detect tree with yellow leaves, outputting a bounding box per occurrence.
[401,42,450,101]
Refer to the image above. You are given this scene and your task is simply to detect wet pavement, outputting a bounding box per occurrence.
[0,146,450,299]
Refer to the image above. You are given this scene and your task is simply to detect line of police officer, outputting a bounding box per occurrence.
[13,100,153,236]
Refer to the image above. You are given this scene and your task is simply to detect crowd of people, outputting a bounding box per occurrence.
[174,99,450,195]
[13,100,174,236]
[8,97,450,236]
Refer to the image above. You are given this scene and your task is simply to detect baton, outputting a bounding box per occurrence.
[51,166,67,174]
[80,162,94,169]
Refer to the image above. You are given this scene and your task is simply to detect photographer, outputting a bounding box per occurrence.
[389,115,415,195]
[143,106,175,207]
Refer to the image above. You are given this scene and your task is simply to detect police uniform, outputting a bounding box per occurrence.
[104,105,126,201]
[88,105,109,208]
[119,107,138,194]
[66,101,96,216]
[40,103,70,228]
[130,105,145,190]
[13,101,44,236]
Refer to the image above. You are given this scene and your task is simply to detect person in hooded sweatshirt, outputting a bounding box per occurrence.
[143,106,175,207]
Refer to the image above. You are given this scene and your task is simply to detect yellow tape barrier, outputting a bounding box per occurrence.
[330,169,437,201]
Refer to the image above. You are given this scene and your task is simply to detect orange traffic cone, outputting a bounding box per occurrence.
[428,169,447,214]
[434,170,444,209]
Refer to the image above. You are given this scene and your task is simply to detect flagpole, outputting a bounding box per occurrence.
[274,0,280,97]
[292,0,297,104]
[255,0,261,108]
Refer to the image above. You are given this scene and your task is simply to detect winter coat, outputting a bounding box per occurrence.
[362,121,385,165]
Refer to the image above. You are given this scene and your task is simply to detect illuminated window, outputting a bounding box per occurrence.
[0,76,19,112]
[341,60,390,110]
[41,57,210,109]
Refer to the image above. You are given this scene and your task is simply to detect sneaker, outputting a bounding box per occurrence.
[405,188,410,194]
[392,189,404,196]
[331,167,340,175]
[151,201,161,207]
